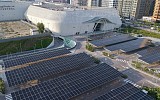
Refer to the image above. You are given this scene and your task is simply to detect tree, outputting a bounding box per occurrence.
[37,23,44,33]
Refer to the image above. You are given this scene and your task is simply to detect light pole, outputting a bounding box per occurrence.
[20,42,22,52]
[34,44,36,52]
[41,40,43,48]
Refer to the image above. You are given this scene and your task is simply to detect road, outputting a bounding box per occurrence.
[137,27,160,34]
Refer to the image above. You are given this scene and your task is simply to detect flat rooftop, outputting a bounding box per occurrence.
[33,2,110,11]
[33,2,86,11]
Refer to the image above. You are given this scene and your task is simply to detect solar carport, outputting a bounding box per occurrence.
[104,38,150,53]
[136,46,160,64]
[89,34,137,48]
[94,83,154,100]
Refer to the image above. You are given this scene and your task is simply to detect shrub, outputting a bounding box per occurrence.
[86,43,94,52]
[92,57,100,64]
[132,61,142,69]
[121,74,128,79]
[102,52,109,56]
[102,52,114,59]
[143,86,160,100]
[0,78,5,94]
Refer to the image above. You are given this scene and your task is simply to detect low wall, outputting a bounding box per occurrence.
[0,33,51,43]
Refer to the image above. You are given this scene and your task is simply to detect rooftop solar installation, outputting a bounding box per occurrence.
[5,53,95,87]
[94,83,154,100]
[137,46,160,64]
[104,38,149,53]
[89,34,137,47]
[9,63,122,100]
[3,48,70,68]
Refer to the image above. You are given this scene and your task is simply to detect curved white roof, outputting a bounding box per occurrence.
[25,3,122,36]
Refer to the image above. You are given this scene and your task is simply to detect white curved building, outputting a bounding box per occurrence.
[0,1,32,21]
[25,2,122,36]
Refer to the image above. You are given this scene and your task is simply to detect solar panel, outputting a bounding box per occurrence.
[94,83,154,100]
[0,47,46,60]
[137,46,160,57]
[10,63,122,100]
[90,34,137,47]
[3,48,70,68]
[88,32,121,40]
[140,95,155,100]
[5,53,95,87]
[137,46,160,64]
[104,38,149,53]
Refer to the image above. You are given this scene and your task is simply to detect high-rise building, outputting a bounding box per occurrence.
[130,0,155,19]
[70,0,87,6]
[87,0,118,8]
[101,0,118,9]
[152,0,160,22]
[87,0,101,7]
[118,0,133,18]
[118,0,155,19]
[144,0,155,16]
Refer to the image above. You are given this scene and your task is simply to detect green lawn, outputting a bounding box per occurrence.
[121,27,160,39]
[0,36,53,56]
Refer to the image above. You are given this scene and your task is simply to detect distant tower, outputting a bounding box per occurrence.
[67,0,70,4]
[101,0,118,9]
[87,0,102,7]
[70,0,87,6]
[152,0,160,22]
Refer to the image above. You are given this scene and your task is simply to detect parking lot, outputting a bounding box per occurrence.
[72,35,160,88]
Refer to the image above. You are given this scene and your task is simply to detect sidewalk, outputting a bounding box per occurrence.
[127,62,160,87]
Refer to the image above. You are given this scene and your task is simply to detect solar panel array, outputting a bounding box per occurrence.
[0,47,46,60]
[3,48,70,68]
[94,83,154,100]
[88,32,121,40]
[90,34,137,47]
[0,36,65,59]
[137,46,160,64]
[10,63,122,100]
[5,53,95,87]
[104,38,149,53]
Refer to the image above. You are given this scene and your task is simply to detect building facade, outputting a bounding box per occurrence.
[0,1,32,21]
[152,0,160,22]
[101,0,118,9]
[70,0,87,6]
[87,0,101,7]
[118,0,133,18]
[118,0,155,19]
[25,3,122,36]
[131,0,155,19]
